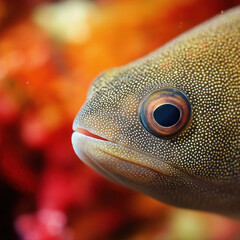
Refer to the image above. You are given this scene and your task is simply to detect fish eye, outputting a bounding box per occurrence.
[139,88,192,138]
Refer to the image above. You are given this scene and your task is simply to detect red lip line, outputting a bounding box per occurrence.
[76,128,110,142]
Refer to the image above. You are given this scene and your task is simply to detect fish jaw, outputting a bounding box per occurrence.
[71,128,192,204]
[72,127,240,218]
[71,129,183,185]
[72,128,201,210]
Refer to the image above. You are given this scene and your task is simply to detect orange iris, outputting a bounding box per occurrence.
[139,88,192,138]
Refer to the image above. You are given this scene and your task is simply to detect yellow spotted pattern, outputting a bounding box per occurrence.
[73,7,240,218]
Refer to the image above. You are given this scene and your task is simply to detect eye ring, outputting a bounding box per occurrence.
[139,88,192,139]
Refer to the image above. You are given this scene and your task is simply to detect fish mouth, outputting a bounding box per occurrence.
[71,127,185,187]
[74,128,110,142]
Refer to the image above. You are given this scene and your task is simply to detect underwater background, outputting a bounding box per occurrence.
[0,0,239,239]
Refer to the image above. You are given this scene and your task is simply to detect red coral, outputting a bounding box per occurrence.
[0,0,239,240]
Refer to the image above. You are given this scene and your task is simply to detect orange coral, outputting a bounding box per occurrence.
[0,0,239,239]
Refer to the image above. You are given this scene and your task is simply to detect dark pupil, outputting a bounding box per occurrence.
[153,104,180,127]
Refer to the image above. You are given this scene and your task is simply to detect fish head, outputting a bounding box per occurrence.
[72,7,240,218]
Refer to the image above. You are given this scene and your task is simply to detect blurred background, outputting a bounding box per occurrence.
[0,0,239,239]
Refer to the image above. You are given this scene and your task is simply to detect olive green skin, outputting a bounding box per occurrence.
[72,7,240,219]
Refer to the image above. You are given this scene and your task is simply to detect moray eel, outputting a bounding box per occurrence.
[72,7,240,218]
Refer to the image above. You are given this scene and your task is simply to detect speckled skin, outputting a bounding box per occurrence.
[72,7,240,218]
